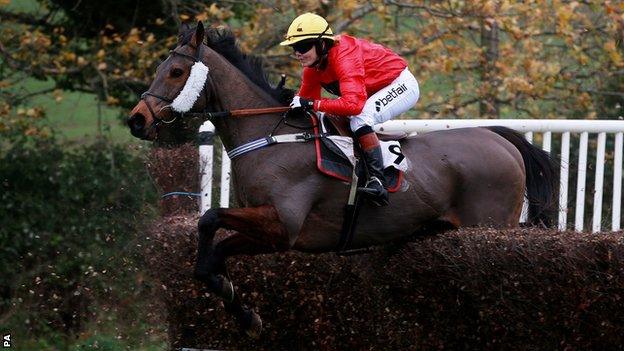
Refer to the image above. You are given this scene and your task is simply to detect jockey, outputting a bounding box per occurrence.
[281,12,420,206]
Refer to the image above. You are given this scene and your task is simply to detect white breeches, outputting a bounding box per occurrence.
[349,67,420,131]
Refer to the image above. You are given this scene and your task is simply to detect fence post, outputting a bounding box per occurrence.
[520,132,534,223]
[558,132,570,231]
[575,132,589,231]
[219,145,231,208]
[199,121,215,215]
[613,132,623,231]
[592,132,606,233]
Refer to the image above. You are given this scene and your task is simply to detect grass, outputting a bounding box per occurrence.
[11,78,138,144]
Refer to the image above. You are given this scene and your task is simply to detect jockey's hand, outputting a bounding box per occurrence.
[289,96,314,112]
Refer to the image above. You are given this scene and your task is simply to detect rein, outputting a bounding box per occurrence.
[183,106,291,120]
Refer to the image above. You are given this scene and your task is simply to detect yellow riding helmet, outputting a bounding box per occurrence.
[280,13,335,46]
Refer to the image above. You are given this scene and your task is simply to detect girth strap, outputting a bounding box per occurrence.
[227,132,322,159]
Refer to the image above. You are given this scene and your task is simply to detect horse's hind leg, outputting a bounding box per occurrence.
[451,173,524,227]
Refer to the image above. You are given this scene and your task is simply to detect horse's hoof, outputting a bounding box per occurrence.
[221,277,234,302]
[243,310,262,339]
[210,274,234,302]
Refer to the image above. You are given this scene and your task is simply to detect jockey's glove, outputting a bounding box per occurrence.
[289,95,314,112]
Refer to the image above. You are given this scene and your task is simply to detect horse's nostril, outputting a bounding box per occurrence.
[128,113,146,131]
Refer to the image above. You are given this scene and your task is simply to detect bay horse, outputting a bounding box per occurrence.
[127,22,557,337]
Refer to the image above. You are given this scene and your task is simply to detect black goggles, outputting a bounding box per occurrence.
[292,40,316,54]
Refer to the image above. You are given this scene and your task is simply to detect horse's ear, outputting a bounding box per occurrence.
[192,21,205,47]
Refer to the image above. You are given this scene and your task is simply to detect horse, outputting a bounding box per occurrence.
[127,22,558,337]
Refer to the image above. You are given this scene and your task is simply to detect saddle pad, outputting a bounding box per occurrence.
[312,117,407,192]
[326,136,409,172]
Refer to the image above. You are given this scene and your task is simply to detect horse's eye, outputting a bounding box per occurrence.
[170,68,184,78]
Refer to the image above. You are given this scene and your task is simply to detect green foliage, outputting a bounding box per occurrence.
[0,136,158,345]
[41,0,175,37]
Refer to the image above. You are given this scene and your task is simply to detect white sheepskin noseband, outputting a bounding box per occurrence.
[171,61,210,113]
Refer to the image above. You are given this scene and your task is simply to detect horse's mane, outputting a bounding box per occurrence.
[179,25,294,105]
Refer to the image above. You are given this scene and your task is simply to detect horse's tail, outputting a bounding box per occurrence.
[486,126,558,227]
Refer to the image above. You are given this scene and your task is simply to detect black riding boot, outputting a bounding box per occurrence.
[355,129,389,206]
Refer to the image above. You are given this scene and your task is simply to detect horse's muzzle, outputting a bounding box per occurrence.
[127,112,147,139]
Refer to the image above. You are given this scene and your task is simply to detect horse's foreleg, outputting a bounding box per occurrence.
[204,233,277,301]
[213,233,275,337]
[194,205,290,280]
[193,205,291,337]
[194,208,221,282]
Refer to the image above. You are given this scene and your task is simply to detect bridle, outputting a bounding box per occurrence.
[140,44,290,128]
[140,44,212,126]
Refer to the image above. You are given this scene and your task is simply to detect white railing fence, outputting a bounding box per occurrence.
[199,119,624,233]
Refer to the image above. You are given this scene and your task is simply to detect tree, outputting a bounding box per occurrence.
[0,0,229,140]
[596,9,624,120]
[2,0,623,142]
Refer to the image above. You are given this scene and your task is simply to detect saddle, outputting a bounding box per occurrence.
[311,113,408,193]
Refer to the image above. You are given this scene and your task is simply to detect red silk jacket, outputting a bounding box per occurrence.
[297,34,408,116]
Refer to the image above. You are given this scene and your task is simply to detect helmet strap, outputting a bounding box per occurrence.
[317,24,330,40]
[311,40,329,70]
[300,24,333,69]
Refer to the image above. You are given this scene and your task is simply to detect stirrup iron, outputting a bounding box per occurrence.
[357,177,389,206]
